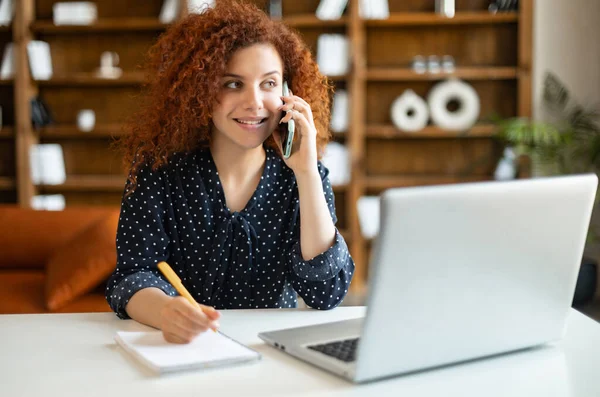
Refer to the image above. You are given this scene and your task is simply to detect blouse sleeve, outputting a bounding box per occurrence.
[105,162,177,319]
[288,162,355,310]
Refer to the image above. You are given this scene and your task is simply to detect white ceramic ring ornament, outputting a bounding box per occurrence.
[390,89,429,133]
[428,78,480,131]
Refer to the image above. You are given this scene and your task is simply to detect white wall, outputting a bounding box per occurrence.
[533,0,600,120]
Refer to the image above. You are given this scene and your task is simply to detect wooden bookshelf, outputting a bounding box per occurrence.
[37,73,145,86]
[366,124,497,138]
[37,174,125,193]
[0,176,15,190]
[4,0,533,298]
[365,67,519,81]
[38,124,126,139]
[283,14,348,27]
[365,11,518,26]
[365,174,493,190]
[31,18,168,33]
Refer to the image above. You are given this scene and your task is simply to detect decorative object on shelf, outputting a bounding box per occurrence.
[77,109,96,132]
[95,51,123,79]
[52,2,97,26]
[27,41,53,81]
[411,55,427,74]
[29,144,66,185]
[435,0,455,18]
[427,55,441,74]
[359,0,389,20]
[390,89,429,133]
[330,89,349,133]
[316,0,348,20]
[441,55,456,73]
[488,0,519,13]
[159,0,180,24]
[322,142,350,186]
[0,0,14,26]
[316,34,349,76]
[188,0,215,14]
[30,97,54,128]
[0,42,13,79]
[31,194,66,211]
[268,0,283,20]
[493,146,517,180]
[357,196,379,240]
[428,78,480,131]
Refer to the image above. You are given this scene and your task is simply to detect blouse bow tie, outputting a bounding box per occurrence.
[202,212,258,306]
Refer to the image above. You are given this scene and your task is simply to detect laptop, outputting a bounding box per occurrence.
[258,174,598,383]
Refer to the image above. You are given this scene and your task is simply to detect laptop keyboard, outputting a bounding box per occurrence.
[307,337,359,363]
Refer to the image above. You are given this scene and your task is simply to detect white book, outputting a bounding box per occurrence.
[30,144,66,185]
[357,196,380,239]
[0,42,14,79]
[27,41,53,80]
[359,0,389,19]
[53,2,97,25]
[31,194,66,211]
[29,145,42,185]
[0,0,14,26]
[330,89,349,133]
[188,0,216,14]
[40,144,66,185]
[317,34,349,76]
[115,330,261,374]
[316,0,348,20]
[159,0,181,23]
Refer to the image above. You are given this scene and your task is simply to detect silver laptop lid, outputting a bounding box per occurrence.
[355,174,598,382]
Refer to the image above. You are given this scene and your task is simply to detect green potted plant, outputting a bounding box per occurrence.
[495,72,600,177]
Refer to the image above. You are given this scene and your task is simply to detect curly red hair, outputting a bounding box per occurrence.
[119,0,334,188]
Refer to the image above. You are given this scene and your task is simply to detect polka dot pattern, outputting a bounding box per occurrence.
[105,147,355,318]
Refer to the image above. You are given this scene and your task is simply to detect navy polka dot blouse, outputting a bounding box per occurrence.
[105,147,355,318]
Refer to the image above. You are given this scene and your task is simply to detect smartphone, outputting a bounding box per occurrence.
[281,81,295,159]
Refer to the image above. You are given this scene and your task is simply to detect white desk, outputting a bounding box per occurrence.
[1,307,600,397]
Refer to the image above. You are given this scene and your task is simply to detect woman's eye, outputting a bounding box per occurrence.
[264,81,276,88]
[225,81,241,89]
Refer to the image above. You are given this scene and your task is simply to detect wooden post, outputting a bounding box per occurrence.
[14,0,38,207]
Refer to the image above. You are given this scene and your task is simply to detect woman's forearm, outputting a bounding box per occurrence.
[296,170,336,260]
[125,287,173,329]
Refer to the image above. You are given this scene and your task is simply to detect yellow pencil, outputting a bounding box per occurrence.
[157,261,218,332]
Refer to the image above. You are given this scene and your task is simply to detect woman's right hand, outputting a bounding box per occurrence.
[159,297,221,344]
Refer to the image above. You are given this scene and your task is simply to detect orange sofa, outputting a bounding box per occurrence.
[0,205,121,314]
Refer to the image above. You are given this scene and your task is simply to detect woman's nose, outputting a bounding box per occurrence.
[243,86,264,110]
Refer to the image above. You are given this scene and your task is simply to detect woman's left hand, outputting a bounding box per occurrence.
[273,90,319,176]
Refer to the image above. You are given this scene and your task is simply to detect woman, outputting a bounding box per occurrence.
[105,0,355,344]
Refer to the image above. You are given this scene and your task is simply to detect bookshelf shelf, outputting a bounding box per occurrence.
[365,67,519,81]
[0,177,16,190]
[283,15,348,27]
[365,174,493,190]
[31,18,168,33]
[38,124,126,139]
[365,12,518,27]
[0,127,14,138]
[37,175,126,193]
[366,124,497,139]
[36,73,145,87]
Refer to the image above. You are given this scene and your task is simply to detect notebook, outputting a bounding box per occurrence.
[115,330,261,374]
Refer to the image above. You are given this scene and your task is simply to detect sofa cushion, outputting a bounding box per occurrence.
[0,206,117,269]
[0,270,47,314]
[45,210,120,311]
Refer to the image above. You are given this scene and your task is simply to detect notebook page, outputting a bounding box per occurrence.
[115,330,260,372]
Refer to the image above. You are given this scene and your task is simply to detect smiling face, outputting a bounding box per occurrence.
[211,43,284,152]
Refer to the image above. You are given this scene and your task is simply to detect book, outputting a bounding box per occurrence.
[115,330,261,374]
